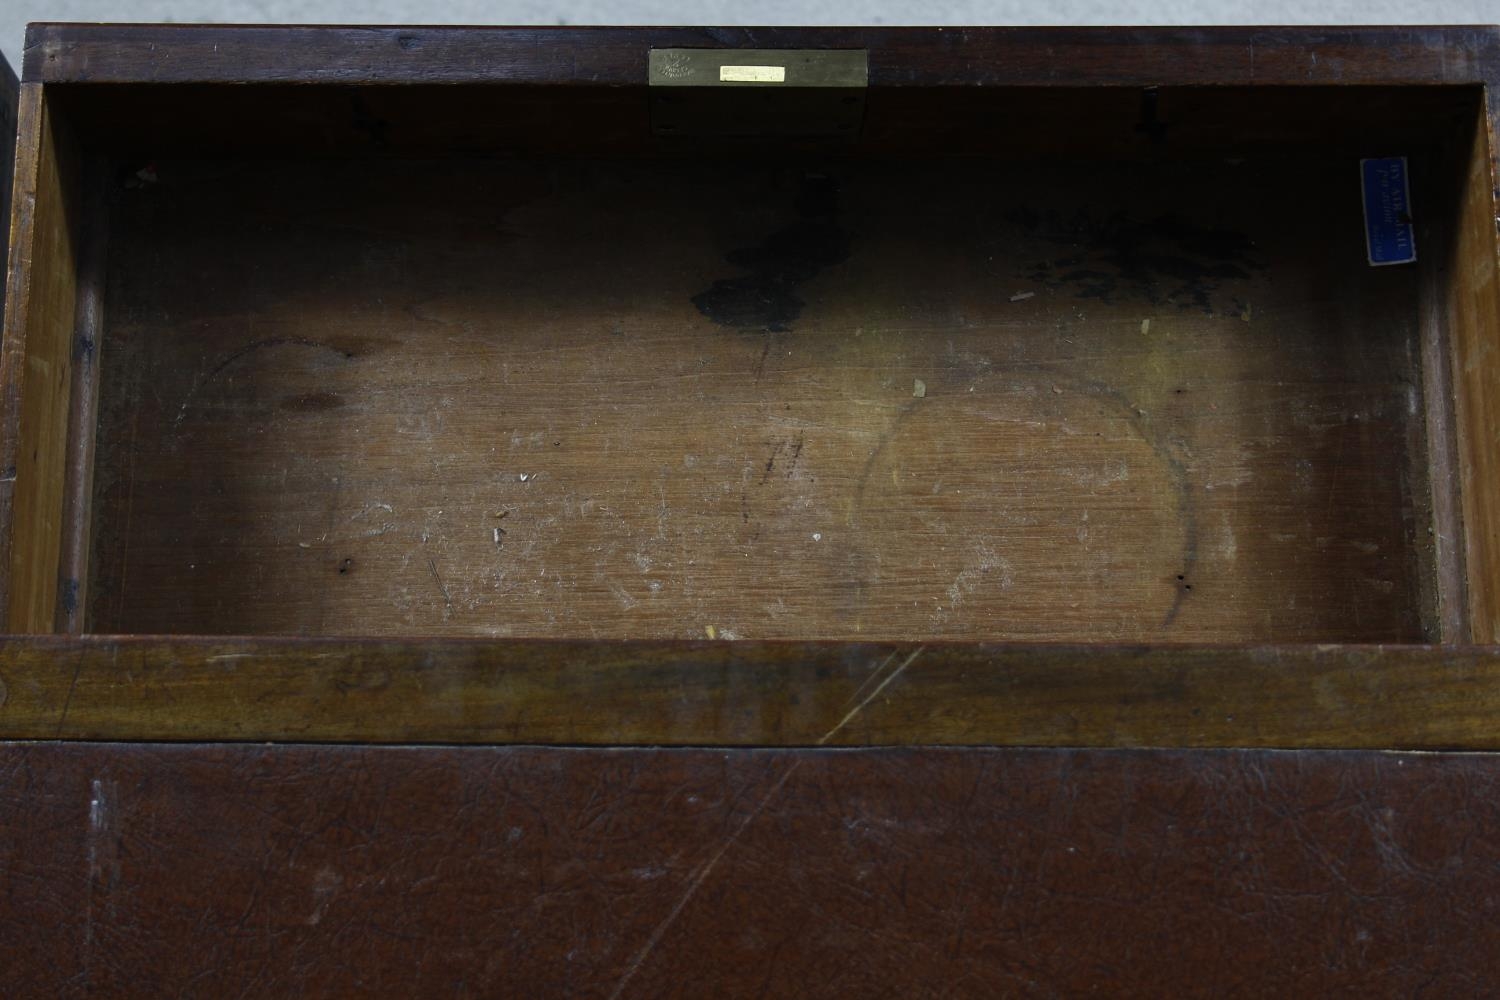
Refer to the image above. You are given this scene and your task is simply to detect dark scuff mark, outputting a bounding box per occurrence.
[281,391,346,413]
[428,557,455,616]
[332,671,393,695]
[753,335,773,379]
[693,174,851,332]
[1156,447,1199,631]
[199,337,354,386]
[324,334,401,357]
[758,433,807,487]
[1009,209,1264,314]
[761,440,787,484]
[174,337,355,431]
[350,93,390,148]
[59,577,80,616]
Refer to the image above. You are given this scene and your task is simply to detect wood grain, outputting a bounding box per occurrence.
[0,85,81,632]
[54,163,109,633]
[3,637,1500,748]
[22,24,1500,87]
[1415,116,1474,642]
[6,742,1500,997]
[0,53,17,321]
[1451,95,1500,642]
[88,155,1432,641]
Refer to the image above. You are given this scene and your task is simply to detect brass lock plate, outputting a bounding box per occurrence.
[648,48,869,138]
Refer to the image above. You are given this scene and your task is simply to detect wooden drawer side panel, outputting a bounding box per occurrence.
[0,85,79,632]
[1453,92,1500,641]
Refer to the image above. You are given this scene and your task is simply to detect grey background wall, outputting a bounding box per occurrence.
[5,0,1500,74]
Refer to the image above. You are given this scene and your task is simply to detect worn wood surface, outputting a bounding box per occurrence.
[0,85,80,632]
[1452,94,1500,642]
[55,162,109,634]
[1415,111,1475,642]
[6,742,1500,998]
[89,155,1432,641]
[0,53,17,320]
[22,24,1500,87]
[4,637,1500,748]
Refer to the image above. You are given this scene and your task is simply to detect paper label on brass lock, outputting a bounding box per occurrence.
[719,65,785,83]
[648,48,868,88]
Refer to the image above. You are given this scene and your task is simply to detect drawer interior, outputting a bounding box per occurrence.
[13,82,1498,641]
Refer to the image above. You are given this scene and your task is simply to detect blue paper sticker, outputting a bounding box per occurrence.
[1361,157,1416,266]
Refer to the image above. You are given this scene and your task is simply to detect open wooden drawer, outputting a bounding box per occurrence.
[6,24,1500,996]
[5,26,1500,649]
[0,24,1495,748]
[1,26,1499,745]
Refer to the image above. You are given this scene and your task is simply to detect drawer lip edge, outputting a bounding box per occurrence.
[0,636,1496,749]
[20,23,1500,87]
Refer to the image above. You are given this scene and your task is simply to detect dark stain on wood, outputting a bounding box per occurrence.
[175,337,356,431]
[57,577,78,615]
[280,391,345,413]
[1012,209,1266,312]
[692,174,851,332]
